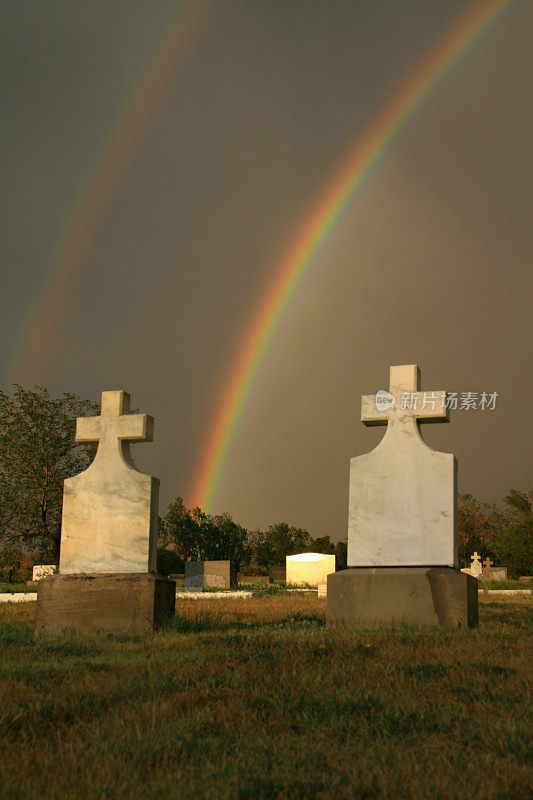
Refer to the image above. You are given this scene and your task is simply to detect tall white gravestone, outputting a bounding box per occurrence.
[36,390,174,634]
[327,364,477,628]
[348,364,456,567]
[60,390,158,574]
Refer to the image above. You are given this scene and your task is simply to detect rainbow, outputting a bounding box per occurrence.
[189,0,517,513]
[7,0,212,387]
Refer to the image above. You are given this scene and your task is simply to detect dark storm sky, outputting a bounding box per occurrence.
[1,0,531,539]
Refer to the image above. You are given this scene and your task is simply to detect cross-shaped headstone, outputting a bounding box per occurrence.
[482,557,493,580]
[59,390,159,575]
[76,390,154,462]
[361,364,448,427]
[347,364,457,567]
[470,552,482,577]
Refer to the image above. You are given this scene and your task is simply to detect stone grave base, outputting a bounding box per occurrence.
[327,567,478,628]
[35,573,175,634]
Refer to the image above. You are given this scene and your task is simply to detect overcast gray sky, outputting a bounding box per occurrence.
[1,0,531,540]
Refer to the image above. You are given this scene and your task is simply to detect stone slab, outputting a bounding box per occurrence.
[286,553,336,587]
[184,561,236,589]
[327,567,477,628]
[0,593,37,603]
[33,565,57,581]
[175,591,253,599]
[35,573,175,634]
[487,567,508,581]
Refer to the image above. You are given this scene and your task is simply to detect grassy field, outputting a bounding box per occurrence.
[0,596,531,800]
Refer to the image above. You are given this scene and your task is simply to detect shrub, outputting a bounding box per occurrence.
[494,519,533,578]
[156,547,184,577]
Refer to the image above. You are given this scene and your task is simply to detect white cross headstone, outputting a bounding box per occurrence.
[59,390,159,574]
[470,552,483,578]
[348,364,457,567]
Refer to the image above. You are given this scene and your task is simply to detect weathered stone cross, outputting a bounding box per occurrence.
[361,364,448,429]
[482,557,493,579]
[76,390,154,464]
[470,552,482,577]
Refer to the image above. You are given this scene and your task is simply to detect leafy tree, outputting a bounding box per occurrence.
[242,528,272,572]
[457,489,532,576]
[493,518,533,578]
[309,535,336,554]
[211,512,249,572]
[0,386,98,563]
[162,497,248,572]
[492,489,533,577]
[261,522,311,566]
[156,547,184,577]
[504,489,532,519]
[161,497,203,561]
[457,493,508,565]
[245,525,344,571]
[334,539,348,570]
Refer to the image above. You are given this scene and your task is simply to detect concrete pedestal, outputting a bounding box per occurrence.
[327,567,477,628]
[35,573,175,634]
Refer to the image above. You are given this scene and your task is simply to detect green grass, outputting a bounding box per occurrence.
[0,582,35,593]
[0,596,531,800]
[479,580,531,591]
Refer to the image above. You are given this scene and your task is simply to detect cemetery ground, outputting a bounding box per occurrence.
[0,596,531,800]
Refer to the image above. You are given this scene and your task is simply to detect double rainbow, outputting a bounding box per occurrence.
[189,0,517,512]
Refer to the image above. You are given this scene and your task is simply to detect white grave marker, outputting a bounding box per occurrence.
[32,565,57,581]
[469,552,483,578]
[286,553,336,587]
[348,364,456,568]
[59,391,159,574]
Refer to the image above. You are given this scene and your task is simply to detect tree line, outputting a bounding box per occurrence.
[0,386,531,578]
[158,496,347,576]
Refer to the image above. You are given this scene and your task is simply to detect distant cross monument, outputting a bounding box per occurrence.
[348,364,456,568]
[469,552,483,578]
[482,557,493,579]
[60,390,159,574]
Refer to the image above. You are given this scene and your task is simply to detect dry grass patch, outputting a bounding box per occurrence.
[0,596,531,800]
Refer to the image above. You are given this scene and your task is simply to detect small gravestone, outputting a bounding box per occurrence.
[327,365,477,628]
[481,559,507,582]
[286,553,336,587]
[482,557,493,580]
[185,561,236,589]
[470,552,483,578]
[461,553,483,579]
[490,566,508,581]
[35,390,175,634]
[32,565,57,581]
